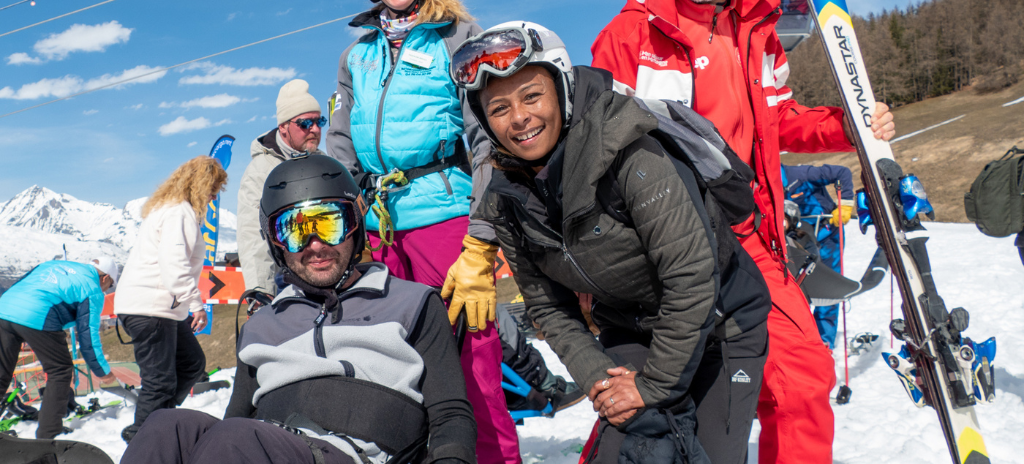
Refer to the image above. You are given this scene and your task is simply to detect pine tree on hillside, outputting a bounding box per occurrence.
[787,0,1024,107]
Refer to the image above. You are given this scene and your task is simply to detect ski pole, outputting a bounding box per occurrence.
[890,272,894,349]
[836,182,852,404]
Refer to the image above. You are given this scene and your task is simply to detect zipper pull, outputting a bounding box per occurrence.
[314,304,327,326]
[709,5,724,44]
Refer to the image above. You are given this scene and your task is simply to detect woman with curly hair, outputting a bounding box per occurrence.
[325,0,525,462]
[114,156,227,443]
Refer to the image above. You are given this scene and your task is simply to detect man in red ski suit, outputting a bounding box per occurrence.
[591,0,895,462]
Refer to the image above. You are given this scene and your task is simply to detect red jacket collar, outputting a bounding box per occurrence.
[632,0,780,24]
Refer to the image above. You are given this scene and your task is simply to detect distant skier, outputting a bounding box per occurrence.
[591,0,896,461]
[781,163,855,349]
[238,79,327,295]
[0,257,118,439]
[121,155,476,464]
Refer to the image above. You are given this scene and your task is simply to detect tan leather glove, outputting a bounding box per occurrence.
[830,200,855,227]
[441,235,498,332]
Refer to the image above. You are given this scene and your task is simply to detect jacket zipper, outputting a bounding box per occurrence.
[708,5,722,44]
[313,303,328,358]
[373,28,410,174]
[559,203,617,302]
[744,6,783,258]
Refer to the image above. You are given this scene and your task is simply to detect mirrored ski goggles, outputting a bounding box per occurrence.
[450,27,544,91]
[290,116,328,130]
[268,199,358,253]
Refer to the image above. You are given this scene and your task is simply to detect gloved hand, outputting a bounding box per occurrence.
[830,199,855,227]
[441,235,498,332]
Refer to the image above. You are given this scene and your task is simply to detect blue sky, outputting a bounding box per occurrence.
[0,0,913,215]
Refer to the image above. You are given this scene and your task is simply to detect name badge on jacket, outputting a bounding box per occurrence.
[401,49,433,69]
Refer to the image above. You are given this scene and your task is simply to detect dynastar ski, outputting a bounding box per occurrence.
[809,1,991,463]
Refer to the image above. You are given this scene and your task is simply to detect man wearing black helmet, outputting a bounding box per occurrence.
[122,155,477,464]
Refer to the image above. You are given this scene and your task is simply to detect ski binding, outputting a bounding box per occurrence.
[883,345,927,408]
[967,337,996,404]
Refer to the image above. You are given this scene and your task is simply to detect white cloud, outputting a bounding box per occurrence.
[181,94,242,108]
[7,53,43,65]
[157,116,230,136]
[103,157,114,162]
[276,8,292,16]
[179,62,296,86]
[31,21,132,62]
[347,26,369,39]
[0,65,166,100]
[85,65,167,89]
[187,141,198,147]
[0,76,82,100]
[127,103,144,110]
[227,12,238,21]
[159,94,257,109]
[159,116,210,136]
[246,115,257,123]
[83,109,98,115]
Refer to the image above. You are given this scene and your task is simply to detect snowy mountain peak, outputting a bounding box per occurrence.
[0,187,237,293]
[0,185,141,250]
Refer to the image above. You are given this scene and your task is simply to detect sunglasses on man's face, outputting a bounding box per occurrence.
[291,116,328,130]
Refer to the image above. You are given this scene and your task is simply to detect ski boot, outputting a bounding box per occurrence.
[545,377,585,415]
[848,332,879,357]
[898,174,935,222]
[882,345,927,408]
[966,337,996,404]
[7,394,37,421]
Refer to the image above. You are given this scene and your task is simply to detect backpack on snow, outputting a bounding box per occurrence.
[596,97,770,332]
[964,146,1024,238]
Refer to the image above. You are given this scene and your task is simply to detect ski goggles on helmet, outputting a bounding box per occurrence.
[450,27,545,91]
[268,199,358,253]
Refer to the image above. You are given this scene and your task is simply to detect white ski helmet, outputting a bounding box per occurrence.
[452,21,575,133]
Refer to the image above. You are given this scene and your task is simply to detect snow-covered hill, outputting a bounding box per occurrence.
[0,186,143,250]
[0,186,236,292]
[12,222,1024,463]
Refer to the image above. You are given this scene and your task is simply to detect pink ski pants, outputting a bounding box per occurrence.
[368,216,521,464]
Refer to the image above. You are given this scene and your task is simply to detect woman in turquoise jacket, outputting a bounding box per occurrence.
[325,0,518,462]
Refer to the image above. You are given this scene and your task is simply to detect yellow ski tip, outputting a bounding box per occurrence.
[957,427,990,464]
[816,2,853,28]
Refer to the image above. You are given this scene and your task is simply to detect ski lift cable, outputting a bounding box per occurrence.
[0,0,115,38]
[0,0,33,13]
[0,13,358,120]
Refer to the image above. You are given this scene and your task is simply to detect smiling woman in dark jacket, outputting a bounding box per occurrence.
[451,21,771,464]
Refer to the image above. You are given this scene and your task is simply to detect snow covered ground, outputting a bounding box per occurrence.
[11,222,1024,463]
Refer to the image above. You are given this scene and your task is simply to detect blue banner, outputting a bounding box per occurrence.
[197,135,234,335]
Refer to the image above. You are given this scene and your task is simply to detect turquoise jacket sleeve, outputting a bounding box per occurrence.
[74,283,110,377]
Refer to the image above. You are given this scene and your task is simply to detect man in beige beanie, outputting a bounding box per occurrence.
[237,79,326,295]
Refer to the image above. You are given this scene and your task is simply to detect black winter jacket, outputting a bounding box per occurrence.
[475,67,717,408]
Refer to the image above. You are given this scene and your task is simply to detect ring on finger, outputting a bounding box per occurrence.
[609,397,615,405]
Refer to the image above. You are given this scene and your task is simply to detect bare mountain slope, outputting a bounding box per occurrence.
[782,79,1024,223]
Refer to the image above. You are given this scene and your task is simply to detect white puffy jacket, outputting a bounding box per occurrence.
[114,201,205,320]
